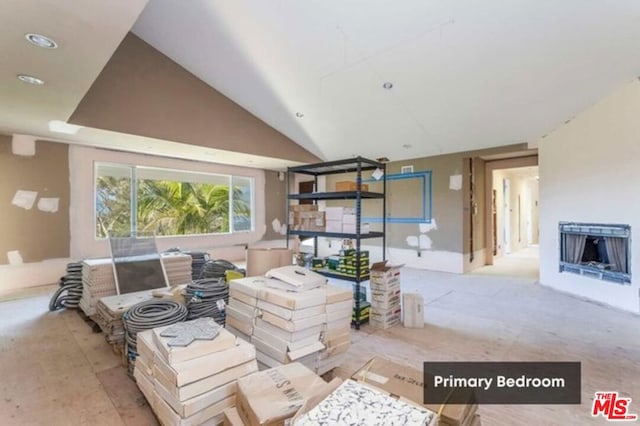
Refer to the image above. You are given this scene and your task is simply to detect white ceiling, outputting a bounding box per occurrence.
[1,1,640,167]
[133,0,640,162]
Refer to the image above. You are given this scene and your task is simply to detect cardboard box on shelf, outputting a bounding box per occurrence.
[352,357,477,426]
[290,204,319,212]
[325,220,343,233]
[325,207,355,221]
[335,181,369,192]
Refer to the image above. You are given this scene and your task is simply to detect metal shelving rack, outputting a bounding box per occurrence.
[286,156,386,329]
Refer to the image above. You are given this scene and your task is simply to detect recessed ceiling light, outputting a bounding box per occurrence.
[402,144,412,149]
[25,33,58,49]
[17,74,44,85]
[295,112,304,118]
[48,120,82,134]
[382,82,393,90]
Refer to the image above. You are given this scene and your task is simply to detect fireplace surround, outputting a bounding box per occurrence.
[559,222,631,284]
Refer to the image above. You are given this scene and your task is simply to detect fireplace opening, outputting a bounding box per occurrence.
[559,222,630,284]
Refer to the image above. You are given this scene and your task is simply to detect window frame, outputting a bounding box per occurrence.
[94,161,255,239]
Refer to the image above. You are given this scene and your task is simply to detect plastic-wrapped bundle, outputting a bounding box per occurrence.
[187,251,210,280]
[48,262,83,311]
[122,299,188,371]
[185,277,228,325]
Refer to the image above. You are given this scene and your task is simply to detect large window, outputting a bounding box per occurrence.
[95,163,254,238]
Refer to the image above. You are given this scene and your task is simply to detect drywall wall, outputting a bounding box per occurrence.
[539,79,640,313]
[69,33,319,164]
[0,136,70,265]
[263,170,287,240]
[307,145,529,273]
[69,145,267,261]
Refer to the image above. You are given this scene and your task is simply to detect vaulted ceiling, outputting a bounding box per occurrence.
[2,0,640,168]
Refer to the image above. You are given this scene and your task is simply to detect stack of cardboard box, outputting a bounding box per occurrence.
[252,282,326,371]
[336,249,370,278]
[226,277,265,341]
[325,207,370,234]
[79,258,116,317]
[335,180,369,192]
[369,261,402,329]
[289,205,325,232]
[133,320,259,426]
[228,362,330,425]
[351,357,481,426]
[317,284,352,374]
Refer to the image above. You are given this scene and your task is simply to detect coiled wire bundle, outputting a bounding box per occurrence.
[48,262,83,311]
[122,299,188,371]
[199,259,245,280]
[185,277,229,325]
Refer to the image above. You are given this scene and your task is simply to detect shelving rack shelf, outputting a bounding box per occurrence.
[286,156,386,329]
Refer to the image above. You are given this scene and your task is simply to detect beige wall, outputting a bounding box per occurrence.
[539,79,640,313]
[69,33,319,164]
[0,136,70,265]
[263,170,287,240]
[69,145,267,260]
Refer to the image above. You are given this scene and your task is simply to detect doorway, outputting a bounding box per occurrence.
[482,157,540,279]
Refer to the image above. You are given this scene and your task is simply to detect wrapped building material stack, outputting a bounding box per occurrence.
[253,280,326,371]
[94,291,156,345]
[352,356,481,426]
[233,362,329,426]
[288,204,325,232]
[79,258,116,317]
[225,277,264,342]
[79,255,195,317]
[369,261,403,329]
[134,318,259,426]
[159,253,193,286]
[317,284,352,375]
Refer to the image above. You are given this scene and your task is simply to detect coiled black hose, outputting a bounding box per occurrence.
[185,277,229,325]
[122,299,188,368]
[199,259,245,280]
[48,262,83,311]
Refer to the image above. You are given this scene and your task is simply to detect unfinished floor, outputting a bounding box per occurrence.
[1,258,638,425]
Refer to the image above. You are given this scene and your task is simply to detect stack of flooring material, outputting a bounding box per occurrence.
[317,284,352,375]
[159,253,193,286]
[79,254,194,317]
[79,258,116,317]
[253,280,327,371]
[232,362,329,425]
[94,291,156,345]
[134,318,258,426]
[225,277,264,342]
[369,261,402,329]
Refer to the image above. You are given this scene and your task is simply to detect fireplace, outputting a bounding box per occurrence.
[559,222,631,284]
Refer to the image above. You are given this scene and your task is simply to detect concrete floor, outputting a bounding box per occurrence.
[2,255,639,425]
